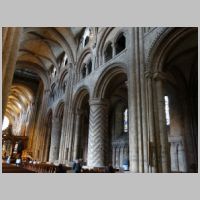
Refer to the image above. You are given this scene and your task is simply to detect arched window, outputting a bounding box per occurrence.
[87,60,92,74]
[64,54,68,66]
[104,43,113,62]
[124,109,128,132]
[65,58,68,66]
[84,36,89,46]
[50,84,56,101]
[164,96,170,125]
[50,66,56,78]
[82,64,87,79]
[115,34,126,54]
[83,28,90,47]
[63,81,67,92]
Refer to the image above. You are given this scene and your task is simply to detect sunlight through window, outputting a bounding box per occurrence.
[2,116,9,131]
[164,96,170,125]
[124,109,128,132]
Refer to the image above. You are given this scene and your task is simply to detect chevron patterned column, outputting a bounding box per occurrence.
[87,99,109,167]
[49,117,62,163]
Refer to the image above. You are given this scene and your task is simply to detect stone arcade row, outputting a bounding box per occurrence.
[3,27,197,173]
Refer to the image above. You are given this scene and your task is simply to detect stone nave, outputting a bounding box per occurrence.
[2,27,198,173]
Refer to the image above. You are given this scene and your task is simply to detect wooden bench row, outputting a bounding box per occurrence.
[22,163,119,173]
[22,163,69,173]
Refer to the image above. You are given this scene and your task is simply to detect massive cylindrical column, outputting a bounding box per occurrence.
[123,146,129,166]
[72,110,83,160]
[145,71,158,172]
[119,147,124,168]
[154,72,170,172]
[169,136,187,172]
[115,147,120,169]
[127,28,139,172]
[169,141,179,172]
[112,146,116,167]
[43,122,52,162]
[49,117,62,163]
[87,99,108,167]
[178,142,187,172]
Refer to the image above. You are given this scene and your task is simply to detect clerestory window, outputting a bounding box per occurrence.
[115,34,126,54]
[104,43,113,62]
[124,108,128,133]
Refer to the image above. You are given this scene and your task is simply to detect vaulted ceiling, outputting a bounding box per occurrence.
[18,27,83,72]
[4,27,86,131]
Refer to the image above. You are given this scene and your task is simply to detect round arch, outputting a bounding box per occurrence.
[147,27,197,72]
[76,49,92,79]
[146,27,198,173]
[92,63,127,99]
[96,27,114,66]
[72,86,90,112]
[50,27,75,65]
[16,61,50,90]
[54,100,65,119]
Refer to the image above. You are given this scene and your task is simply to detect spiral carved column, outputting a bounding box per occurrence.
[87,99,108,167]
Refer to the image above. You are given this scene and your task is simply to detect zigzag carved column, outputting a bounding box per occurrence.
[87,99,109,167]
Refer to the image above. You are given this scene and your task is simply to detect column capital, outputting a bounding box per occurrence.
[89,98,109,106]
[75,108,84,115]
[144,70,153,79]
[152,71,167,81]
[44,89,50,94]
[168,135,184,145]
[52,117,61,124]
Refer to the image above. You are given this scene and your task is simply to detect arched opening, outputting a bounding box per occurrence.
[115,34,126,54]
[50,83,56,102]
[72,89,90,165]
[59,70,68,95]
[43,110,52,162]
[81,64,87,79]
[82,28,90,47]
[49,102,64,163]
[51,65,56,78]
[84,36,89,47]
[104,43,113,62]
[107,73,128,170]
[93,66,129,170]
[87,60,92,74]
[152,28,198,172]
[64,54,68,66]
[3,66,43,162]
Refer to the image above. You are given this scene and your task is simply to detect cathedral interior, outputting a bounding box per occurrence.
[2,27,198,173]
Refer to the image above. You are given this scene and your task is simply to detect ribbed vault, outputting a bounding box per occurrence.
[5,84,33,133]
